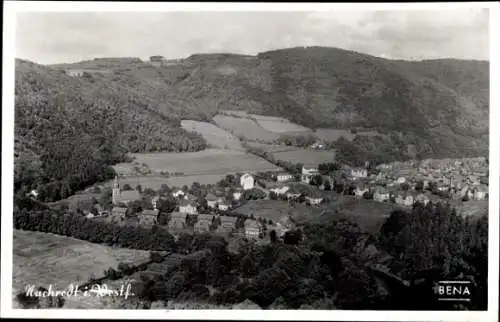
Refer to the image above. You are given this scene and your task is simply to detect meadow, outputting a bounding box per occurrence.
[12,230,150,309]
[213,114,279,143]
[181,120,244,150]
[110,148,282,189]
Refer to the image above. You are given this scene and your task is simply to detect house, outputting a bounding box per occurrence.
[244,220,261,239]
[179,199,197,214]
[194,215,212,233]
[301,167,319,184]
[149,55,165,67]
[396,177,406,184]
[218,199,231,211]
[415,193,430,206]
[217,216,237,233]
[311,141,325,150]
[172,189,185,198]
[354,183,369,198]
[373,187,390,202]
[277,172,294,182]
[112,176,141,206]
[151,196,160,209]
[66,69,84,77]
[233,190,242,201]
[138,209,159,225]
[184,193,198,202]
[205,193,218,208]
[240,173,255,190]
[398,194,414,207]
[29,189,39,199]
[351,168,368,179]
[473,185,488,200]
[168,212,187,230]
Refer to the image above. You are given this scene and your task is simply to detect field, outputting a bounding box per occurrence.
[12,230,150,309]
[181,120,244,150]
[249,114,311,133]
[247,142,335,167]
[314,129,356,142]
[290,196,397,234]
[234,200,296,222]
[111,148,282,189]
[213,114,279,143]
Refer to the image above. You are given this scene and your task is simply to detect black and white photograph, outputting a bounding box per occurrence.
[1,2,499,321]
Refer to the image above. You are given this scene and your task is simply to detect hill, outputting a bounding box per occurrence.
[15,47,489,200]
[50,47,488,161]
[14,59,206,202]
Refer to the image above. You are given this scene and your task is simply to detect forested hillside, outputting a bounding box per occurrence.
[15,46,489,200]
[52,47,489,161]
[14,59,206,201]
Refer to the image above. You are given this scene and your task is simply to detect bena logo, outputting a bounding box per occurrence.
[434,281,473,302]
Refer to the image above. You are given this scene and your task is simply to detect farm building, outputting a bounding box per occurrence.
[270,185,290,196]
[179,199,197,215]
[354,183,369,198]
[277,172,294,182]
[112,176,141,206]
[240,173,255,190]
[301,167,319,184]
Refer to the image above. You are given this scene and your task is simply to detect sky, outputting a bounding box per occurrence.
[15,9,489,65]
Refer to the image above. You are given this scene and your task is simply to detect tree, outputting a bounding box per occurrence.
[269,191,278,200]
[284,230,302,245]
[310,175,323,187]
[415,180,424,191]
[99,187,113,209]
[323,180,332,191]
[136,185,143,193]
[156,197,177,213]
[143,188,157,196]
[400,183,410,191]
[270,230,277,244]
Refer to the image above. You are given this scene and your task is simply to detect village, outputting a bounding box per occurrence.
[67,155,489,244]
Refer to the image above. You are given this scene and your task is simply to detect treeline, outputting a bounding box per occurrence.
[14,59,207,203]
[14,196,177,251]
[243,143,303,177]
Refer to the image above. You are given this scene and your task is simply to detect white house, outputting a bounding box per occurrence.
[373,187,390,202]
[415,193,430,206]
[354,185,369,198]
[351,168,368,179]
[396,177,406,184]
[178,199,197,214]
[218,199,231,211]
[29,189,39,199]
[473,185,488,200]
[172,189,185,198]
[286,192,301,200]
[233,191,242,201]
[277,172,294,182]
[240,173,255,190]
[301,167,319,184]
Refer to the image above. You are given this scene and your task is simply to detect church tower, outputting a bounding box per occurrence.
[112,176,121,205]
